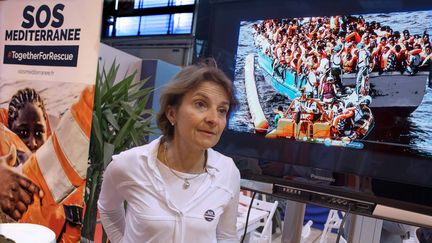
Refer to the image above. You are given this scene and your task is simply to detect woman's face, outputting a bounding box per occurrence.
[10,102,47,152]
[167,81,229,151]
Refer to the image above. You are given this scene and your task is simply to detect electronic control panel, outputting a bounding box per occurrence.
[273,184,375,215]
[240,179,375,216]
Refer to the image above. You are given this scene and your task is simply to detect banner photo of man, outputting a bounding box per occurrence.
[0,0,102,242]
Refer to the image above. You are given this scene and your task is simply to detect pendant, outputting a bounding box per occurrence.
[183,179,190,189]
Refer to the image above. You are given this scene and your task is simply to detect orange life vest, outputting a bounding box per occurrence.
[19,85,94,243]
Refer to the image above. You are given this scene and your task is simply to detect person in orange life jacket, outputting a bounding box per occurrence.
[372,21,381,34]
[342,51,357,73]
[98,60,240,243]
[309,54,320,72]
[284,49,294,68]
[406,43,423,75]
[387,37,396,49]
[356,15,366,32]
[399,29,410,44]
[320,103,333,122]
[408,34,418,48]
[332,104,356,140]
[0,125,44,222]
[323,100,344,122]
[419,44,432,69]
[345,26,361,44]
[0,88,54,224]
[393,44,408,72]
[0,88,51,165]
[363,35,372,47]
[374,36,388,72]
[381,45,396,72]
[316,44,327,60]
[8,88,48,151]
[419,33,430,47]
[18,86,94,242]
[368,39,380,71]
[343,41,354,56]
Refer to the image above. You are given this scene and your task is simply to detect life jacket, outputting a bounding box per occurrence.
[19,85,94,243]
[381,49,394,69]
[345,32,361,43]
[395,49,407,61]
[409,48,423,56]
[332,107,355,132]
[373,43,385,57]
[0,108,7,126]
[288,25,297,36]
[353,105,373,138]
[408,49,422,66]
[343,55,357,73]
[383,51,397,71]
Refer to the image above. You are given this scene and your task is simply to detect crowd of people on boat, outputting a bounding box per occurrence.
[252,15,432,98]
[274,87,373,141]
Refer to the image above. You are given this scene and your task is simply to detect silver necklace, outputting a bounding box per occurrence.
[164,143,206,190]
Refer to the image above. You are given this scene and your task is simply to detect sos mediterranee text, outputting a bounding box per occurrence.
[5,4,81,41]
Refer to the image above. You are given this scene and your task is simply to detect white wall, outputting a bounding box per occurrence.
[101,36,194,67]
[99,43,143,84]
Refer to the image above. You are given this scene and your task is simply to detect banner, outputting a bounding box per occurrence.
[0,0,102,241]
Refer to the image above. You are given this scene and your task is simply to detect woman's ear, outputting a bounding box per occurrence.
[165,105,176,126]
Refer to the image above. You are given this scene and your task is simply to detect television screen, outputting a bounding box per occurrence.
[230,11,432,154]
[202,1,432,227]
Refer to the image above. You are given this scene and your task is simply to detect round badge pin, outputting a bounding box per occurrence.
[204,209,215,222]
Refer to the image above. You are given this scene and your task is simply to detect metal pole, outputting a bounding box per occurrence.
[281,200,306,243]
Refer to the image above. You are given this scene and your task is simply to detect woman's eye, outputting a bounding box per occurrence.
[218,108,228,115]
[35,130,45,137]
[195,101,207,110]
[18,130,29,138]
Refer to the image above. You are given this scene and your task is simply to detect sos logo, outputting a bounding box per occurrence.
[21,4,65,29]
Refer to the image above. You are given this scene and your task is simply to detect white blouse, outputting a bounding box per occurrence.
[156,158,209,209]
[98,137,241,243]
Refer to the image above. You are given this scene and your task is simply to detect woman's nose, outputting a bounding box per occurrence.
[26,136,38,152]
[205,109,218,124]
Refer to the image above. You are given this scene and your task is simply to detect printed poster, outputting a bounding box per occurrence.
[0,0,102,241]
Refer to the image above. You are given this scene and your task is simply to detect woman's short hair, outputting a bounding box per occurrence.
[157,59,237,140]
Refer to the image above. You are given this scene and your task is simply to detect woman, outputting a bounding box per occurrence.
[98,61,241,243]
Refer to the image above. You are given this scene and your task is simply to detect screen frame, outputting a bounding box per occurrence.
[197,0,432,218]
